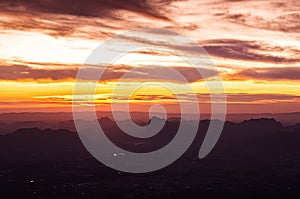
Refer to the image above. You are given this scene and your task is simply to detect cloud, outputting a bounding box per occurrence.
[0,64,77,80]
[177,93,300,103]
[225,93,300,103]
[210,0,300,33]
[0,13,116,39]
[225,12,300,33]
[0,0,175,20]
[231,67,300,80]
[114,35,300,64]
[0,63,217,82]
[80,64,217,83]
[114,94,177,101]
[0,0,179,40]
[202,39,300,64]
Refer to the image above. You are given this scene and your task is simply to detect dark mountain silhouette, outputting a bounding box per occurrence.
[1,111,300,134]
[0,118,300,198]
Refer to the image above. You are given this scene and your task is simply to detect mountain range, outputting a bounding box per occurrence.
[0,117,300,198]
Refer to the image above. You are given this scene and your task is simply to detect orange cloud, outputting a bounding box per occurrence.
[0,0,300,114]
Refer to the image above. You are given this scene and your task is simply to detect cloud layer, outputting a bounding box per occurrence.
[0,0,300,113]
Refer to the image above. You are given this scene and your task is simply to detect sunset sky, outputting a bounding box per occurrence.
[0,0,300,114]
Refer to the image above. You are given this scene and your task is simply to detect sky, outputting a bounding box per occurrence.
[0,0,299,114]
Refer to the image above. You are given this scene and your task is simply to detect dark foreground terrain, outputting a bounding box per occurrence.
[1,118,300,198]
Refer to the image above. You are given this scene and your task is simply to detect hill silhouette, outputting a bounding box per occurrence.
[1,118,300,198]
[1,111,300,134]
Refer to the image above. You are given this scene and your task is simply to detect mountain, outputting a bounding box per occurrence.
[1,118,300,198]
[1,111,300,134]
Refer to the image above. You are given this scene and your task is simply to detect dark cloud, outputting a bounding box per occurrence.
[178,93,300,103]
[0,13,116,39]
[1,60,80,68]
[0,0,179,39]
[232,67,300,80]
[80,65,217,83]
[202,39,300,64]
[115,35,300,64]
[0,63,216,82]
[225,93,300,103]
[135,50,172,56]
[116,94,177,101]
[0,0,174,20]
[212,0,300,33]
[227,12,300,33]
[0,64,77,80]
[0,100,72,105]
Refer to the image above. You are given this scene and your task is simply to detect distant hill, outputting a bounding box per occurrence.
[0,111,299,134]
[1,117,299,158]
[1,118,300,198]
